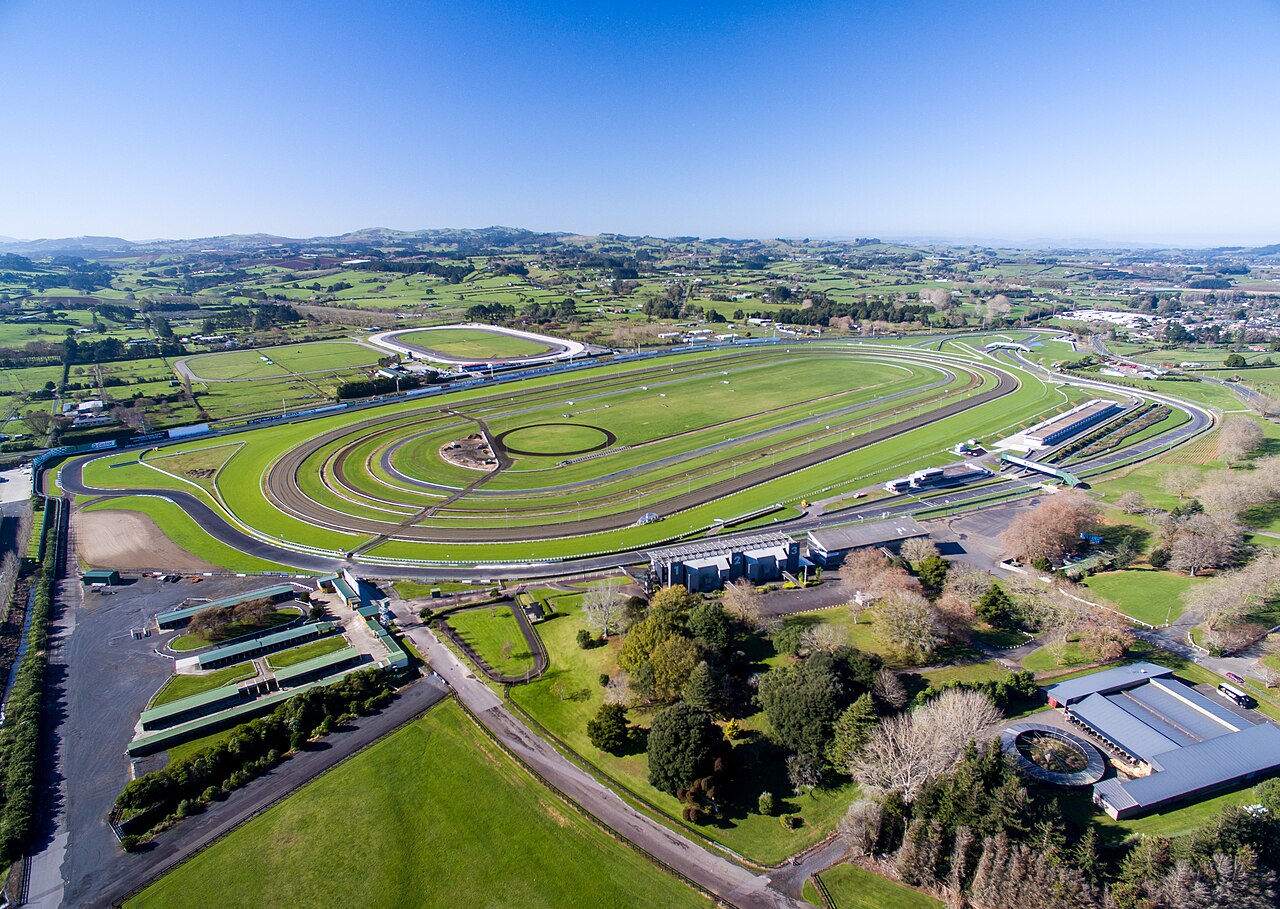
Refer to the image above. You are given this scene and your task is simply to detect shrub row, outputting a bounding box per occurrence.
[115,668,394,838]
[912,670,1042,713]
[0,501,57,864]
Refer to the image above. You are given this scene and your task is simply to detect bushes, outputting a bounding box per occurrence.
[913,670,1041,714]
[0,504,56,864]
[115,669,393,836]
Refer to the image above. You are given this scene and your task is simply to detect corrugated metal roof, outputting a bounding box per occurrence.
[1070,693,1183,759]
[157,584,299,625]
[806,517,929,554]
[1126,678,1248,740]
[196,622,334,668]
[273,646,362,684]
[1103,693,1198,751]
[1112,723,1280,809]
[1046,662,1173,706]
[140,682,246,727]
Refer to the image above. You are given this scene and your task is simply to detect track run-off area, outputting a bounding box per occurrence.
[59,336,1214,568]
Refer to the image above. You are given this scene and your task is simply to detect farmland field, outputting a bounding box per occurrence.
[181,340,382,380]
[125,701,711,909]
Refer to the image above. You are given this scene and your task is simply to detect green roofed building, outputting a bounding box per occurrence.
[156,584,303,630]
[82,568,120,586]
[196,622,336,670]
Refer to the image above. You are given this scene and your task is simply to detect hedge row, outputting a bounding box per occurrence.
[115,668,394,839]
[0,500,56,864]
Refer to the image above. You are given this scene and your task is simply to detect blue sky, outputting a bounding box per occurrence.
[1,1,1278,244]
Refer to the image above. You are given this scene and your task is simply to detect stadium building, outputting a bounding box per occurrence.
[1023,399,1123,448]
[1046,663,1280,819]
[647,532,800,592]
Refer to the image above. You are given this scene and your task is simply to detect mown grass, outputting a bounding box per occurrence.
[396,327,555,359]
[266,635,349,669]
[126,701,711,909]
[148,664,257,708]
[1081,569,1203,626]
[803,864,942,909]
[443,606,537,677]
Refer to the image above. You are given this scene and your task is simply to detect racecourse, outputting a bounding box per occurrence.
[59,336,1211,566]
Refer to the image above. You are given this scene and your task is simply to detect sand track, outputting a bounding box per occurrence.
[73,508,219,572]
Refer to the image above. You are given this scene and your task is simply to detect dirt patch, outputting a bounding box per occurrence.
[72,509,219,572]
[439,433,498,471]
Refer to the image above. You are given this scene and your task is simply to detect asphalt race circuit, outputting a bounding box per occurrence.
[57,337,1215,571]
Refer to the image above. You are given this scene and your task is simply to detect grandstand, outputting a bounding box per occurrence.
[1024,399,1123,448]
[647,532,800,592]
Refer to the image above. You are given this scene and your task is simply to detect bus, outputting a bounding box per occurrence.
[1217,682,1253,708]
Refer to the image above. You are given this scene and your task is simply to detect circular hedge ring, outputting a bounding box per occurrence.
[494,422,617,457]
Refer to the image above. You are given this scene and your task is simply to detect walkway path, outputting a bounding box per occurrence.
[393,608,815,909]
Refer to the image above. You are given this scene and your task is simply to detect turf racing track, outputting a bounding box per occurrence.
[60,338,1213,570]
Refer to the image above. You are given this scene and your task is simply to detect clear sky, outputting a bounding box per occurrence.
[1,1,1278,245]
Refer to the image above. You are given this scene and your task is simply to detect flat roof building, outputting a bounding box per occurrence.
[1046,662,1280,819]
[806,518,929,568]
[157,583,303,630]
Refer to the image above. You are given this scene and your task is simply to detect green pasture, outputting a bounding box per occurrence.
[1081,570,1202,626]
[396,326,556,359]
[126,701,711,909]
[265,635,349,669]
[182,340,382,381]
[443,605,538,677]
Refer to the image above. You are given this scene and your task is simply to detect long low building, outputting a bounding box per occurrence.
[157,583,305,630]
[1023,399,1123,448]
[648,532,800,592]
[806,517,929,568]
[196,621,337,670]
[1046,662,1280,819]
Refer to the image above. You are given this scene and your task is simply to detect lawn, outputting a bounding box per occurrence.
[1081,569,1203,626]
[182,341,381,380]
[510,592,858,865]
[266,635,349,669]
[444,605,537,677]
[396,326,555,359]
[169,608,298,652]
[919,661,1008,687]
[803,863,942,909]
[148,664,257,708]
[126,701,711,909]
[1021,642,1097,673]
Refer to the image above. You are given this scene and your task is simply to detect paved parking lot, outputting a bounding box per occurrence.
[28,574,308,909]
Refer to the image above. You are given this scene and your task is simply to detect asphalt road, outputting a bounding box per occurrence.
[395,612,814,909]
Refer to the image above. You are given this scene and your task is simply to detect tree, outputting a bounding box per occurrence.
[618,616,674,675]
[586,702,631,754]
[877,590,943,663]
[1219,416,1264,466]
[20,409,53,437]
[649,635,700,703]
[721,578,763,628]
[786,753,824,795]
[683,661,723,714]
[687,602,733,651]
[872,668,909,710]
[824,693,878,773]
[757,657,846,758]
[757,791,775,816]
[1167,514,1244,575]
[1001,492,1099,564]
[800,623,845,653]
[1116,491,1146,514]
[900,537,940,565]
[975,583,1018,629]
[1162,466,1202,500]
[916,555,949,591]
[583,587,629,639]
[647,585,700,632]
[646,703,720,795]
[851,690,1000,802]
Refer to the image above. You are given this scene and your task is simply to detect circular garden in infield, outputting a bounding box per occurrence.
[74,342,1063,563]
